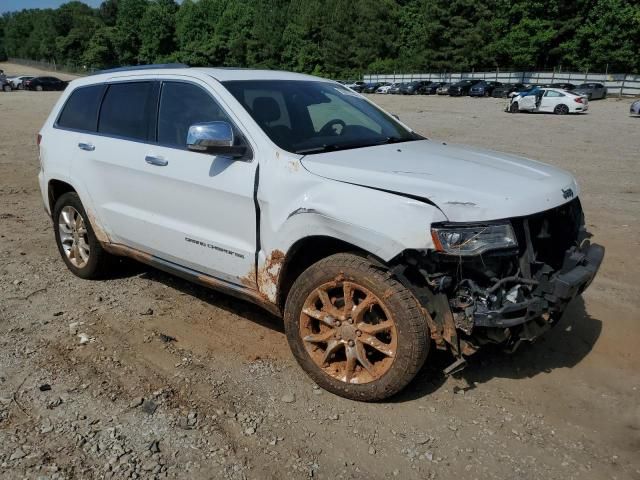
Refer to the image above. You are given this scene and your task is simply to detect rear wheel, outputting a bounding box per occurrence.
[284,253,429,401]
[35,85,43,91]
[509,102,519,113]
[53,192,112,279]
[554,104,569,115]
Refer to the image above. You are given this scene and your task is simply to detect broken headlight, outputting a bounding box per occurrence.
[431,223,517,255]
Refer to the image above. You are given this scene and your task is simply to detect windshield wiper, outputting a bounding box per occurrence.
[295,136,418,155]
[295,142,377,155]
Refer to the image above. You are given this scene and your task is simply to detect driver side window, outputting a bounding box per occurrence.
[307,92,382,134]
[158,82,233,148]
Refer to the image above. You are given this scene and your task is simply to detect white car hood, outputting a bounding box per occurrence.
[300,140,578,222]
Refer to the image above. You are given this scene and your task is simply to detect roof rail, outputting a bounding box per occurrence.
[91,63,189,75]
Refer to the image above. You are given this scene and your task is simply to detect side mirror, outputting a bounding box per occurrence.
[392,114,400,120]
[187,121,247,158]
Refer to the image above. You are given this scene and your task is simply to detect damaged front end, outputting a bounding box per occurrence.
[395,198,604,372]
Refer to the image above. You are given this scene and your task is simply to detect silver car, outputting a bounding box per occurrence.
[573,83,607,100]
[631,100,640,116]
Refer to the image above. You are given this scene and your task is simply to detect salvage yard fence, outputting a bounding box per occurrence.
[7,57,97,75]
[363,70,640,96]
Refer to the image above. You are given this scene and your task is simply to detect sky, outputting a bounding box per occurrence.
[0,0,103,13]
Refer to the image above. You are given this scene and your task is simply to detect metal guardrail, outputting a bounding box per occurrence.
[363,71,640,96]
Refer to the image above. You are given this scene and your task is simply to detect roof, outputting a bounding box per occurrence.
[88,64,322,82]
[194,67,320,82]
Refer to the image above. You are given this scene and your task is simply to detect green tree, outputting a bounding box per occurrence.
[82,26,118,68]
[113,0,148,64]
[139,0,178,63]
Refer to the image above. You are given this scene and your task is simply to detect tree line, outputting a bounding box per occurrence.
[0,0,638,77]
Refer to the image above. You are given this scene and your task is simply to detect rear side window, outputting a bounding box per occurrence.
[57,85,105,132]
[98,82,157,141]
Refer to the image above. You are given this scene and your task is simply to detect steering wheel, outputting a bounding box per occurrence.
[319,119,346,136]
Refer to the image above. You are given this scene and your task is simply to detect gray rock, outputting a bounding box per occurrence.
[10,448,26,461]
[142,460,158,472]
[141,399,157,415]
[129,397,144,409]
[281,393,295,403]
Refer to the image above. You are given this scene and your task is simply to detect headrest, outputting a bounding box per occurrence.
[252,96,281,124]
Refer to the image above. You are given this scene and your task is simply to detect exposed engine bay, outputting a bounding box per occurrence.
[394,198,604,372]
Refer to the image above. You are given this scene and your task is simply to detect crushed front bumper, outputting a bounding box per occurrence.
[473,242,604,329]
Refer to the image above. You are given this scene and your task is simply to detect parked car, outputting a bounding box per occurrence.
[363,82,386,94]
[508,87,588,114]
[423,82,446,95]
[345,81,365,92]
[9,75,34,89]
[400,80,431,95]
[491,83,525,98]
[39,65,603,401]
[549,82,576,91]
[376,83,398,94]
[388,83,405,94]
[630,99,640,116]
[24,76,68,91]
[469,81,502,97]
[436,83,451,95]
[573,83,607,100]
[448,79,481,96]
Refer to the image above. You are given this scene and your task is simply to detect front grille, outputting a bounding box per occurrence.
[512,198,583,270]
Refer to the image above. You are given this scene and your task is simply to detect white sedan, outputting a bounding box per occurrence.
[376,83,397,94]
[508,88,588,115]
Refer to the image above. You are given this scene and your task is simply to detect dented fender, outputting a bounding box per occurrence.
[254,154,447,302]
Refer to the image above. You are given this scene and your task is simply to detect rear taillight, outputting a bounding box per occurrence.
[574,97,584,103]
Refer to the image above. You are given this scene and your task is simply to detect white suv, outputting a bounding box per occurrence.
[38,65,604,401]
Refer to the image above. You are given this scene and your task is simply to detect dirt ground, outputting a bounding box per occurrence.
[1,61,639,479]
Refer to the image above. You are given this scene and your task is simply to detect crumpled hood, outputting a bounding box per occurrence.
[301,140,578,222]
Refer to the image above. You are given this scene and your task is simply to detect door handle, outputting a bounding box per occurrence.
[78,142,95,151]
[145,155,168,167]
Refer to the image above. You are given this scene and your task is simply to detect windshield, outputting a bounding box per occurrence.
[223,80,420,155]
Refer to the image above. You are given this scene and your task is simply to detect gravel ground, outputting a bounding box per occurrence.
[1,62,639,479]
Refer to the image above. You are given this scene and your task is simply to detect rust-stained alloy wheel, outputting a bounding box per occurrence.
[284,253,429,401]
[53,192,112,279]
[300,281,397,384]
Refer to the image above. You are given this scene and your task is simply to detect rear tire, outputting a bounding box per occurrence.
[554,104,569,115]
[35,85,43,92]
[53,192,112,279]
[284,253,430,401]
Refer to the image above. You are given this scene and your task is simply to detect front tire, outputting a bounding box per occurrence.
[2,84,11,92]
[509,102,519,113]
[35,85,43,91]
[53,192,112,279]
[284,253,429,401]
[554,104,569,115]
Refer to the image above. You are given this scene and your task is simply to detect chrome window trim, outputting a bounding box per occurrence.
[53,77,254,161]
